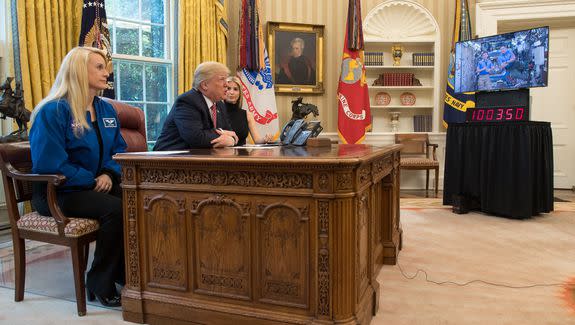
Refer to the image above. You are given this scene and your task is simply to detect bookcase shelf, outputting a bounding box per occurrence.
[365,65,434,70]
[369,86,434,90]
[372,105,434,109]
[363,0,441,133]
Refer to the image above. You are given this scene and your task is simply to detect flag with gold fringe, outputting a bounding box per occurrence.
[237,0,279,141]
[337,0,371,144]
[442,0,475,128]
[79,0,115,99]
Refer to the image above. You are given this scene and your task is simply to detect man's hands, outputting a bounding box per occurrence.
[263,134,273,143]
[211,129,238,148]
[94,174,113,193]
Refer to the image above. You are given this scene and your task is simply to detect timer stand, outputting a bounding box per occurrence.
[466,88,530,122]
[451,195,480,214]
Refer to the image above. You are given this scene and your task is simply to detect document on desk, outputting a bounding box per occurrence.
[125,150,190,155]
[240,142,283,148]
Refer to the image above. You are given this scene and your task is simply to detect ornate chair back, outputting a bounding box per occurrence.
[394,133,439,196]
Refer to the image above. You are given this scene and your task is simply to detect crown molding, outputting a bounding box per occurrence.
[476,0,575,36]
[477,0,575,8]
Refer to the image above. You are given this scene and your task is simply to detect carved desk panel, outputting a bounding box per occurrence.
[114,144,402,325]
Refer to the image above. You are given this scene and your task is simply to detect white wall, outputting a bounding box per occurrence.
[476,0,575,36]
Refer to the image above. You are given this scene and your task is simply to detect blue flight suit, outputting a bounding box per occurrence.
[30,96,127,299]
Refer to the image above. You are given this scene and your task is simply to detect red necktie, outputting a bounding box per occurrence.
[210,104,217,128]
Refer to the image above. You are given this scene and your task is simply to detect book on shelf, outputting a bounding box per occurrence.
[372,72,414,86]
[413,115,432,132]
[412,53,434,66]
[365,52,384,66]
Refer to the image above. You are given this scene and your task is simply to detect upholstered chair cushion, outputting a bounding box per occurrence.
[400,157,439,167]
[16,212,99,238]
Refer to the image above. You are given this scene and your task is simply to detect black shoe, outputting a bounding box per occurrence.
[87,289,121,307]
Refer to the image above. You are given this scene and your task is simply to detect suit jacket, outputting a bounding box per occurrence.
[153,89,232,150]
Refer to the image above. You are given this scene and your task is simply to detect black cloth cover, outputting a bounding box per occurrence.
[443,121,553,219]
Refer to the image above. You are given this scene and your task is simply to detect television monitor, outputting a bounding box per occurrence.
[454,26,549,93]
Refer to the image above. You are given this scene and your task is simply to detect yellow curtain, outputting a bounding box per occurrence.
[178,0,228,94]
[17,0,82,110]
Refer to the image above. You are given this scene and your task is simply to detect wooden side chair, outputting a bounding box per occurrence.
[0,142,99,316]
[395,133,439,196]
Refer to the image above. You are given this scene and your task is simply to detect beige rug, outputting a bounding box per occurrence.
[400,197,575,212]
[372,204,575,325]
[0,286,127,324]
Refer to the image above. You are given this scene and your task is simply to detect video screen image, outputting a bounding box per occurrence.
[454,26,549,93]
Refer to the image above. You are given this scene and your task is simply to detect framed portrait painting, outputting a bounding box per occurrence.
[267,22,324,94]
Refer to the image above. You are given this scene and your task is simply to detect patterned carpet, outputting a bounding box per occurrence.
[563,277,575,315]
[0,241,68,286]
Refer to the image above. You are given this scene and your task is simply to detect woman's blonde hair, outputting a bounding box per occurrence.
[225,76,243,108]
[31,46,108,136]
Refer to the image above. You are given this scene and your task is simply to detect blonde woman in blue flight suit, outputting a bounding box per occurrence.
[29,47,126,307]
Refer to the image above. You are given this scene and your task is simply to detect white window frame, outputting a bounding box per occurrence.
[107,0,176,148]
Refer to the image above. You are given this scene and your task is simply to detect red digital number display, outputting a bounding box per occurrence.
[467,106,528,122]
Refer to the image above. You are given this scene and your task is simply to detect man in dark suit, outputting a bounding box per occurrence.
[153,61,239,150]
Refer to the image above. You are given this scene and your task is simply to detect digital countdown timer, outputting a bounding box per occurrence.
[466,106,529,122]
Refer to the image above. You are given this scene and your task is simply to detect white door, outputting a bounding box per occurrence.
[500,20,575,189]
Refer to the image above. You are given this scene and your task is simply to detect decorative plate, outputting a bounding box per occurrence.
[400,92,416,106]
[375,92,391,106]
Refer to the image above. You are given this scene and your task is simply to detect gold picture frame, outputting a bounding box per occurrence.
[267,22,324,94]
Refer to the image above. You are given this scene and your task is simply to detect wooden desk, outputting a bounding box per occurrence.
[114,144,402,325]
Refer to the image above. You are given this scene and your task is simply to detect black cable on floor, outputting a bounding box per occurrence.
[396,263,564,289]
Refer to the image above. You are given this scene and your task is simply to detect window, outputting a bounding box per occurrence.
[106,0,174,149]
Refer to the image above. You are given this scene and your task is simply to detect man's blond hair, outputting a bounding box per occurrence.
[193,61,230,89]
